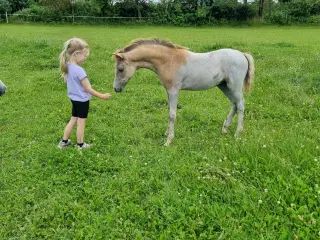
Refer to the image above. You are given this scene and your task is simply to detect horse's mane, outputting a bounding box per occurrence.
[119,38,187,53]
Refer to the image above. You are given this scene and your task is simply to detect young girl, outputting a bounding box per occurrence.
[58,38,111,150]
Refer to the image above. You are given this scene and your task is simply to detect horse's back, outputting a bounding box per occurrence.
[211,48,248,67]
[178,49,248,90]
[187,48,248,72]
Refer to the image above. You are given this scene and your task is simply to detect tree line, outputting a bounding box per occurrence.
[1,0,320,25]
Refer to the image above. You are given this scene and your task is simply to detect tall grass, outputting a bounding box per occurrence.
[0,24,319,239]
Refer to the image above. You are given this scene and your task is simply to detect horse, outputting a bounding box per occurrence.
[0,80,6,96]
[112,38,254,146]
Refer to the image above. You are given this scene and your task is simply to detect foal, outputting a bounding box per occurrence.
[113,38,254,146]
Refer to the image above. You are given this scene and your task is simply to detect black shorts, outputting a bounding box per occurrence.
[71,100,89,118]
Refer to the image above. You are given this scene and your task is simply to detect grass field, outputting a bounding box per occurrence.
[0,24,320,239]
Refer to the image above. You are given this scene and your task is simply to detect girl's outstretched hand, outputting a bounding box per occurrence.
[100,93,112,100]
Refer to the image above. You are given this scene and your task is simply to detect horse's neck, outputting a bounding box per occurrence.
[128,46,173,73]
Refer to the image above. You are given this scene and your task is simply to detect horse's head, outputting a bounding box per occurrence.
[112,52,137,93]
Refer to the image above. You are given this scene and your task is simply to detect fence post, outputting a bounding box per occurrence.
[71,0,75,23]
[6,11,8,23]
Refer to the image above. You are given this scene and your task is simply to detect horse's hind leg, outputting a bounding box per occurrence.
[223,104,237,134]
[218,81,244,136]
[235,98,245,137]
[218,82,237,134]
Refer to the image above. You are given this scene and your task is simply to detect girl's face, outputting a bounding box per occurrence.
[72,48,89,64]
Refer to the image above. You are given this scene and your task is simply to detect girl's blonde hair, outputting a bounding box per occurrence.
[59,38,89,78]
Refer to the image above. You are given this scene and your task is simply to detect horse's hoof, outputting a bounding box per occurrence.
[222,127,228,134]
[221,120,229,134]
[164,139,172,146]
[234,131,242,138]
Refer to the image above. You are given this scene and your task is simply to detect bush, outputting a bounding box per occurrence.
[308,15,320,24]
[310,1,320,15]
[172,15,185,26]
[73,1,98,17]
[210,4,236,21]
[12,5,64,22]
[270,11,290,25]
[11,2,100,23]
[7,1,319,26]
[289,0,311,18]
[235,4,255,21]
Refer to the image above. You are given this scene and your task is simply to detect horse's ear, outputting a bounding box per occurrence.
[112,53,125,61]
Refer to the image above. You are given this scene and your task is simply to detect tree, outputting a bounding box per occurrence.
[310,0,320,15]
[180,0,198,13]
[0,0,10,13]
[92,0,114,16]
[39,0,72,12]
[265,0,275,18]
[0,0,11,23]
[236,3,255,21]
[114,0,148,19]
[8,0,29,12]
[210,1,238,21]
[258,0,264,21]
[278,0,292,24]
[135,0,143,19]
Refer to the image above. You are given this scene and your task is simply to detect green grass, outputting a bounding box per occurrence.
[0,24,320,239]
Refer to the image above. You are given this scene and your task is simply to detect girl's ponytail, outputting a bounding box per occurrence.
[59,49,68,79]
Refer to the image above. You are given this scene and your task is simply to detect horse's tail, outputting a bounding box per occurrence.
[243,53,254,92]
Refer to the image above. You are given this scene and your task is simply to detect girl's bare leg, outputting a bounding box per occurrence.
[76,118,86,144]
[63,116,78,140]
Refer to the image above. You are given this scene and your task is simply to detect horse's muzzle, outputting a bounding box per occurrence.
[114,88,122,93]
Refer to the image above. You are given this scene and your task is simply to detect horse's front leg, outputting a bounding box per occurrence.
[164,89,179,146]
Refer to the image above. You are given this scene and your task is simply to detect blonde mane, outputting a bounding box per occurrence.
[120,38,187,53]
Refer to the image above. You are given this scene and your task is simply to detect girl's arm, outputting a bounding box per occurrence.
[81,77,111,100]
